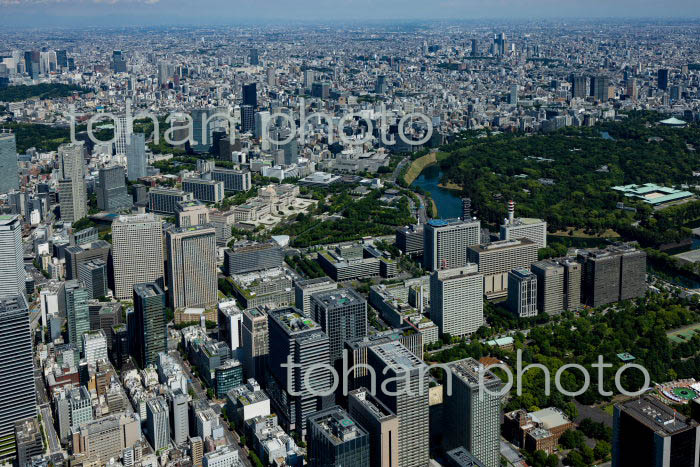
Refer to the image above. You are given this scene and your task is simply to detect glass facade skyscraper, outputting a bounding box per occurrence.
[0,133,19,194]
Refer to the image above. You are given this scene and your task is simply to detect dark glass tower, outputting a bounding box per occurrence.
[133,283,166,368]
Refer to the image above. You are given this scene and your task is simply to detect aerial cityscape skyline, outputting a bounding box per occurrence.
[1,7,700,467]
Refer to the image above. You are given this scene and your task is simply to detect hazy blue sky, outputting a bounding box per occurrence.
[1,0,700,27]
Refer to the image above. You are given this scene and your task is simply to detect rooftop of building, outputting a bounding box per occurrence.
[295,276,336,288]
[349,388,397,421]
[446,447,486,467]
[0,214,19,225]
[530,407,572,430]
[310,288,365,309]
[309,406,367,445]
[510,267,535,279]
[426,217,479,228]
[133,282,164,298]
[618,396,697,435]
[611,183,694,206]
[448,357,501,388]
[502,217,546,227]
[470,237,535,253]
[370,340,425,372]
[269,307,320,333]
[0,294,28,314]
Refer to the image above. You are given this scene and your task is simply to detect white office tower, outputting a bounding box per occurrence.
[170,390,189,445]
[444,358,504,467]
[499,200,547,248]
[166,225,217,310]
[58,143,88,222]
[430,264,483,338]
[254,111,271,150]
[146,397,170,452]
[423,218,481,271]
[112,214,164,300]
[0,215,25,299]
[115,114,134,156]
[507,268,538,318]
[83,329,108,365]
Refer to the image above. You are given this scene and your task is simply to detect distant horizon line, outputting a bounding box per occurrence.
[3,16,700,31]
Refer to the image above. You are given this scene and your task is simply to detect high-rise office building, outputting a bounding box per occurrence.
[375,75,388,95]
[467,238,538,299]
[97,165,132,212]
[58,143,88,222]
[249,48,259,66]
[310,288,368,363]
[494,32,506,56]
[170,390,189,446]
[209,168,252,193]
[83,329,108,365]
[224,242,285,275]
[112,214,164,300]
[182,178,225,204]
[430,264,483,337]
[146,397,170,452]
[14,417,44,467]
[570,74,587,99]
[294,277,337,317]
[561,258,582,311]
[368,341,429,467]
[111,324,129,370]
[304,69,314,88]
[133,282,167,368]
[612,396,700,467]
[112,50,127,73]
[470,39,478,57]
[0,132,19,194]
[56,386,93,442]
[148,188,193,215]
[242,83,257,108]
[191,109,212,153]
[396,224,424,257]
[166,225,217,310]
[126,133,147,181]
[115,115,133,156]
[507,268,538,318]
[176,200,210,228]
[348,388,399,467]
[658,69,669,91]
[509,85,518,105]
[241,307,268,380]
[308,406,370,467]
[65,280,90,351]
[266,307,333,433]
[590,75,611,102]
[499,201,547,249]
[240,105,255,134]
[0,215,25,300]
[0,296,36,460]
[443,358,503,467]
[531,260,564,315]
[578,244,646,307]
[78,259,108,299]
[423,218,481,271]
